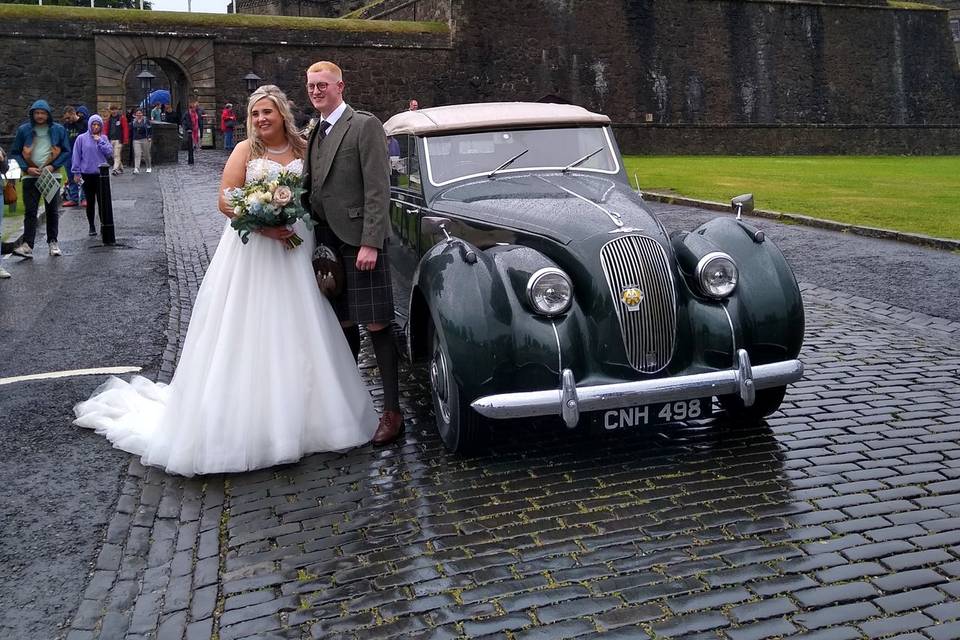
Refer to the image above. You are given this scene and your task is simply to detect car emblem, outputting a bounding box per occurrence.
[621,286,644,311]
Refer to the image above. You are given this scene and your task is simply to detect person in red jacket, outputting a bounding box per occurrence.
[105,105,129,175]
[220,103,237,150]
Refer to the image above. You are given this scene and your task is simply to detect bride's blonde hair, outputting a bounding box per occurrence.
[246,84,307,160]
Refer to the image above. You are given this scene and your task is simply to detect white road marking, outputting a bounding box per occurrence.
[0,366,142,386]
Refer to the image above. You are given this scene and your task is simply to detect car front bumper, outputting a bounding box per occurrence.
[470,349,803,427]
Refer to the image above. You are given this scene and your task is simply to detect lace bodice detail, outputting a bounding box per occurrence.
[245,157,304,185]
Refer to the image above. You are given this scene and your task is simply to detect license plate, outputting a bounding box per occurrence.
[598,398,713,431]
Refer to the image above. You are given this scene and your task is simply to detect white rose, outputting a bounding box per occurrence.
[273,186,293,206]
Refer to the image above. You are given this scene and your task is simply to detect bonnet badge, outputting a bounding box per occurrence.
[621,286,644,311]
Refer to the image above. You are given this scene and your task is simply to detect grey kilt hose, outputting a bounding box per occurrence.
[316,221,395,325]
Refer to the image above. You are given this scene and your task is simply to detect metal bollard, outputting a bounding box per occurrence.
[98,163,116,245]
[186,127,195,165]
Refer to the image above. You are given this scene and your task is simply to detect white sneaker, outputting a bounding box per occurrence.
[12,243,33,259]
[0,266,10,279]
[49,241,62,257]
[146,167,152,173]
[133,168,140,175]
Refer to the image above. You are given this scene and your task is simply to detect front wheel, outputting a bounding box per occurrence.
[719,386,787,425]
[428,319,488,454]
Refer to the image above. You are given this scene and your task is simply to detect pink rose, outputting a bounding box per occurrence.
[273,186,293,206]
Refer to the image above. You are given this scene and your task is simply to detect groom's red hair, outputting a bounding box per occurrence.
[306,61,343,80]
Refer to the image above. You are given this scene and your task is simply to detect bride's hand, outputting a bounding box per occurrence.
[259,226,296,242]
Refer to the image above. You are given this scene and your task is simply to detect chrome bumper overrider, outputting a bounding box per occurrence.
[470,349,803,428]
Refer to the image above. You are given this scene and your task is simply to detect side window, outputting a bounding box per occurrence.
[405,135,422,195]
[389,135,421,194]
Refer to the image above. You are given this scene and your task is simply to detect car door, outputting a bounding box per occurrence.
[388,134,425,328]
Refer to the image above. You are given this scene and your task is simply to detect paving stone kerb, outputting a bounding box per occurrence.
[642,191,960,253]
[70,153,960,640]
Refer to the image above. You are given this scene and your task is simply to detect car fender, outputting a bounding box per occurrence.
[410,238,511,397]
[411,241,587,400]
[692,217,805,364]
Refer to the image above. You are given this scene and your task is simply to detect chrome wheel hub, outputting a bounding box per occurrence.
[431,344,451,423]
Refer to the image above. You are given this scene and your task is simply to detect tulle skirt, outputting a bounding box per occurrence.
[74,220,378,476]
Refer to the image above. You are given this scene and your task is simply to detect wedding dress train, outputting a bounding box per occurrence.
[74,158,378,476]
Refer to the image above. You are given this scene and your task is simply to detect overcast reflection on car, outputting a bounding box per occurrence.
[424,126,621,187]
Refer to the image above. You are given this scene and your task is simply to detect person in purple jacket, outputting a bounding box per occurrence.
[71,114,114,236]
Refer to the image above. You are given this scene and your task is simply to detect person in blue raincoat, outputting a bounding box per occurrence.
[8,99,71,259]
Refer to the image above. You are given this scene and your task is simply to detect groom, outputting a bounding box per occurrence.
[302,60,404,445]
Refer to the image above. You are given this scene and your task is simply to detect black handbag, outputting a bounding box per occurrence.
[312,243,344,298]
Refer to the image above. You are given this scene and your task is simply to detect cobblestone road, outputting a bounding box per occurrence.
[68,154,960,640]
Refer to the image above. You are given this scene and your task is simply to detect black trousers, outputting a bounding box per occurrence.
[21,176,60,247]
[81,173,102,229]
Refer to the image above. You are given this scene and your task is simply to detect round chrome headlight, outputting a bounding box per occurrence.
[696,252,738,299]
[526,267,573,316]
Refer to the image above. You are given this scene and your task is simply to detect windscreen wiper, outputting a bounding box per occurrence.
[561,147,604,173]
[488,149,529,178]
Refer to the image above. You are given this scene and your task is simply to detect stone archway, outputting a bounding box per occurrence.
[94,34,217,117]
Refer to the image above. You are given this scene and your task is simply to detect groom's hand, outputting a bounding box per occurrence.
[356,245,379,271]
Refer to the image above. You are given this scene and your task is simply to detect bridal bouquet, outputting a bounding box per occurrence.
[224,171,313,249]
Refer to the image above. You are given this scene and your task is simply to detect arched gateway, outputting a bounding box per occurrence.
[94,34,216,117]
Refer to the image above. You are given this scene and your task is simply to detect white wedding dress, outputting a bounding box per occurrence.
[74,158,378,476]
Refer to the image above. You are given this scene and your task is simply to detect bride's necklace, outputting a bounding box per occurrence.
[263,141,291,155]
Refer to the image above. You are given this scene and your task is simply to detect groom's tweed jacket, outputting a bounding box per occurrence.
[303,105,391,250]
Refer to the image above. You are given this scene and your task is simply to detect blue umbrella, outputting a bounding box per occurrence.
[147,89,171,106]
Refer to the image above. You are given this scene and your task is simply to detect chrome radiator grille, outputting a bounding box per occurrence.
[599,235,677,373]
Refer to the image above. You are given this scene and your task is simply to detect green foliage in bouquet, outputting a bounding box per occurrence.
[225,170,313,249]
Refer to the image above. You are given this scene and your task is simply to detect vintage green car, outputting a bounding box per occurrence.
[383,103,804,452]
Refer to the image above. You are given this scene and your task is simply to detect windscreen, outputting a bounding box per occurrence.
[424,126,620,186]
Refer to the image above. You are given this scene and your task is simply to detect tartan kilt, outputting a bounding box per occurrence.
[316,222,395,325]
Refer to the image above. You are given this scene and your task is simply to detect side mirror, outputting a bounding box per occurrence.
[423,216,453,242]
[423,216,452,233]
[731,193,754,220]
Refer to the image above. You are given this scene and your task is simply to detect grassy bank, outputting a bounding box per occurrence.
[622,156,960,241]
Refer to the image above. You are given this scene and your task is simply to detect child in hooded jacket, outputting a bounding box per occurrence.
[71,114,114,236]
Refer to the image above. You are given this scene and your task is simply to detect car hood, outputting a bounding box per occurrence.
[431,173,663,245]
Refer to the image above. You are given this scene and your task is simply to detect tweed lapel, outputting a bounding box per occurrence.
[303,116,322,188]
[314,106,353,189]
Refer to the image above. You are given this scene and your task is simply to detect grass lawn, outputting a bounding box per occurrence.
[2,181,25,241]
[622,156,960,241]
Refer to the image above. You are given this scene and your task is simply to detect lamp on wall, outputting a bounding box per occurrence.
[137,69,156,110]
[243,72,262,94]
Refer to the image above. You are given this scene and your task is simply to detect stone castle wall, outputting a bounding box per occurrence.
[0,8,450,137]
[1,33,99,131]
[444,0,958,127]
[233,0,369,17]
[0,1,957,154]
[350,0,451,21]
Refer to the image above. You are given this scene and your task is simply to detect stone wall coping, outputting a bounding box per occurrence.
[0,4,449,35]
[614,122,960,130]
[691,0,945,12]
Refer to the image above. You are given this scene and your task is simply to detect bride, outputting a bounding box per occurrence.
[74,85,378,476]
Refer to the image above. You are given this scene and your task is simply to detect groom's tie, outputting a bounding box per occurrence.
[318,120,331,141]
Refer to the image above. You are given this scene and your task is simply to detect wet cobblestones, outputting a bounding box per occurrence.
[69,154,960,639]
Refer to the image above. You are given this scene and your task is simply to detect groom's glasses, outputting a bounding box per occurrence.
[307,81,339,93]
